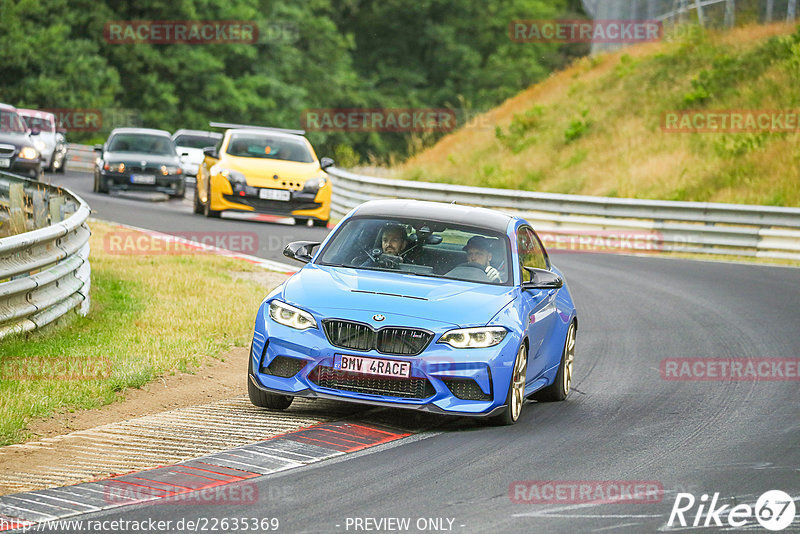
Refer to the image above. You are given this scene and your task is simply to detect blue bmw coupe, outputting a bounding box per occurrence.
[248,199,577,424]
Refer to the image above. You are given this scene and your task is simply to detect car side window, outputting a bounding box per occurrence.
[517,227,548,282]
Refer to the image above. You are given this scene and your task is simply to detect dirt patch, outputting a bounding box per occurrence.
[24,345,251,441]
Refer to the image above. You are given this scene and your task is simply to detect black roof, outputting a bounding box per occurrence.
[352,199,515,233]
[109,127,172,137]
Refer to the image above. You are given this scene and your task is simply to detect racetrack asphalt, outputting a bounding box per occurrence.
[25,170,800,533]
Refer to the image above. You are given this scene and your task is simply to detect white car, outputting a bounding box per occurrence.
[18,109,61,172]
[172,129,222,180]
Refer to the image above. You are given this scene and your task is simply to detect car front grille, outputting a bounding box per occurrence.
[0,144,16,157]
[308,365,435,399]
[323,320,433,356]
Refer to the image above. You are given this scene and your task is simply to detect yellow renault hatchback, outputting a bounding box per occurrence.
[195,123,333,226]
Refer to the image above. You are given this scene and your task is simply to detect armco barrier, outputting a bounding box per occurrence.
[327,167,800,261]
[0,171,91,339]
[65,143,95,171]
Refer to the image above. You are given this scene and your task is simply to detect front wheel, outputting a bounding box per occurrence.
[294,217,309,226]
[203,183,221,218]
[312,218,329,227]
[248,356,293,410]
[490,342,528,426]
[533,321,575,402]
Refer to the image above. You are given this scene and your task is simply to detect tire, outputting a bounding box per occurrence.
[247,353,293,410]
[490,342,528,426]
[171,187,185,199]
[533,321,576,402]
[312,218,329,228]
[203,181,221,218]
[294,217,309,226]
[193,184,203,214]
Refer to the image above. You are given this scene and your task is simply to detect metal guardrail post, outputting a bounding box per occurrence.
[0,171,91,339]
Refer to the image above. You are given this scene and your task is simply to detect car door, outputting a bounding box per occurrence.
[517,226,558,381]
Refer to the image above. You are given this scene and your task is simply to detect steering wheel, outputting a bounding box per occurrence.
[461,261,488,270]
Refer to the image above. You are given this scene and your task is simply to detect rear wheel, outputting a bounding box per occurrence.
[490,342,528,426]
[533,321,575,402]
[312,218,329,227]
[294,217,309,226]
[248,354,293,410]
[193,185,203,213]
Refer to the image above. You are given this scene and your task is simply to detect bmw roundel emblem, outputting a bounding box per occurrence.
[373,314,385,322]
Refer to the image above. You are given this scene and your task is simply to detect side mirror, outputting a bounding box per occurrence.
[283,241,321,264]
[521,267,563,291]
[320,157,334,170]
[203,146,219,159]
[29,128,40,136]
[93,144,103,152]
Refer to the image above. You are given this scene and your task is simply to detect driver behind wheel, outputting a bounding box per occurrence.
[463,236,501,282]
[360,223,410,267]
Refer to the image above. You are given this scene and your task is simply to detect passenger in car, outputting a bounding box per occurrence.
[460,236,502,282]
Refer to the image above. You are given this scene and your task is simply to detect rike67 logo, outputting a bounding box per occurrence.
[668,490,796,531]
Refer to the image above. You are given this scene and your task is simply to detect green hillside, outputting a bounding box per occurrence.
[400,23,800,207]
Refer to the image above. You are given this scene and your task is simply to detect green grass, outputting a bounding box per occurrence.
[0,221,276,446]
[400,23,800,207]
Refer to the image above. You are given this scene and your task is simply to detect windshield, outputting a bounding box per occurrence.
[317,217,512,285]
[20,114,55,133]
[0,110,27,133]
[174,133,221,149]
[108,133,176,155]
[225,133,314,163]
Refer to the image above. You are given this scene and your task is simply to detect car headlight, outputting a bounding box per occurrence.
[439,327,507,349]
[160,165,182,176]
[19,146,38,160]
[302,175,328,192]
[268,300,317,330]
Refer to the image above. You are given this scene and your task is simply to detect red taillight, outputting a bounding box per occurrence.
[239,191,245,196]
[177,168,182,174]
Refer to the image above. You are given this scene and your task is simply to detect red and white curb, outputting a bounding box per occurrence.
[0,421,411,530]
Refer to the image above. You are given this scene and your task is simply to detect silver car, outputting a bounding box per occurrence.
[18,109,67,172]
[172,129,222,181]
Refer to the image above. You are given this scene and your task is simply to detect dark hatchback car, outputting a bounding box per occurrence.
[0,103,43,180]
[93,128,185,197]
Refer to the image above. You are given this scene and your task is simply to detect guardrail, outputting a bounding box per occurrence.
[65,143,95,171]
[0,171,91,339]
[327,167,800,261]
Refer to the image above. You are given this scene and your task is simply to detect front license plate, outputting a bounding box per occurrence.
[130,174,156,184]
[0,158,10,168]
[259,188,290,201]
[334,354,411,378]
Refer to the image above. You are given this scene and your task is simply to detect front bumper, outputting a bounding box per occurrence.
[8,157,41,178]
[99,170,185,194]
[210,175,331,221]
[249,314,520,417]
